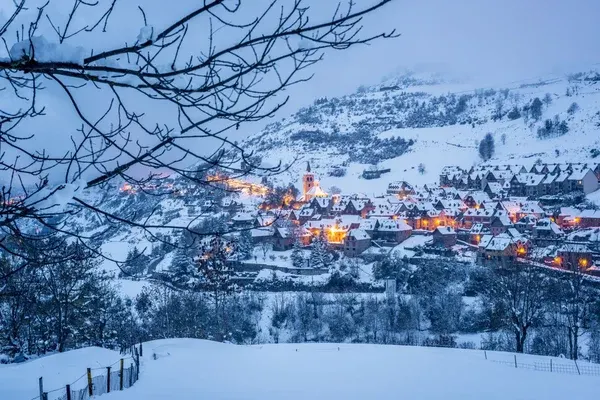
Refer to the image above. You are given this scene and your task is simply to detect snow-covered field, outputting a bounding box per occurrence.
[3,339,598,400]
[0,347,122,400]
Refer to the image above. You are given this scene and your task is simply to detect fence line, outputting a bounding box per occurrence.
[32,344,143,400]
[484,351,600,377]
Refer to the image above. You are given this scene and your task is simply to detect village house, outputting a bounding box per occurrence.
[432,226,457,248]
[343,229,372,257]
[579,209,600,228]
[343,198,374,218]
[386,181,415,197]
[231,211,257,228]
[251,226,275,244]
[489,215,513,236]
[468,223,487,245]
[272,227,293,251]
[440,163,600,199]
[373,219,413,243]
[565,169,599,194]
[556,243,594,270]
[532,218,564,244]
[309,197,332,216]
[515,215,537,233]
[478,234,518,264]
[461,208,501,228]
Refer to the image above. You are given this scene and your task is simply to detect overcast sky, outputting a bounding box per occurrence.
[274,0,600,115]
[1,0,600,182]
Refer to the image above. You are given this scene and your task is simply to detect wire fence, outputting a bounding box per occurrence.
[32,344,143,400]
[484,351,600,377]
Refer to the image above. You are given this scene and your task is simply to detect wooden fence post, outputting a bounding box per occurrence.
[38,377,44,400]
[66,384,71,400]
[574,360,581,375]
[550,359,553,372]
[140,342,143,357]
[129,363,134,387]
[514,355,517,368]
[120,359,124,390]
[87,368,93,396]
[107,367,111,393]
[484,350,487,360]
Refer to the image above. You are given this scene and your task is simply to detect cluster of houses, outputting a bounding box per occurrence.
[440,163,600,198]
[221,162,600,273]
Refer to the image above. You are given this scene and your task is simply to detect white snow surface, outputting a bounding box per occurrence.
[0,347,122,400]
[16,339,595,400]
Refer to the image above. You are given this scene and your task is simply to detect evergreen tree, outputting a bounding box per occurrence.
[236,229,254,261]
[122,247,150,276]
[291,240,305,268]
[309,231,331,269]
[567,102,579,114]
[170,248,196,283]
[507,106,521,120]
[197,236,239,340]
[530,97,543,121]
[478,133,495,161]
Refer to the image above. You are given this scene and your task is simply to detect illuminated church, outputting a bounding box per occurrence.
[300,161,327,202]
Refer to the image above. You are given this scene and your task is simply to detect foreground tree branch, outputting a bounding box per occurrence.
[0,0,395,271]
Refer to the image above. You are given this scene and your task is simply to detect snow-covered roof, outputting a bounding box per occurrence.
[359,219,378,231]
[535,218,563,235]
[232,211,256,222]
[377,219,412,232]
[347,229,371,241]
[479,234,514,251]
[470,223,485,234]
[251,227,274,238]
[568,169,591,181]
[435,226,456,235]
[558,243,593,254]
[299,207,315,217]
[491,215,512,227]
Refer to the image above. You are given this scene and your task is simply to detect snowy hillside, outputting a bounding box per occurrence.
[46,68,600,281]
[242,70,600,194]
[4,339,597,400]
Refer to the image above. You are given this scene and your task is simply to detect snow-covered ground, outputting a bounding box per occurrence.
[0,347,123,400]
[6,339,597,400]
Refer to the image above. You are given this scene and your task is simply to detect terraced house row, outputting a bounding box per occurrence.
[440,163,600,197]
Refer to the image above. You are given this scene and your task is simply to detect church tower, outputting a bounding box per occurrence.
[302,161,315,198]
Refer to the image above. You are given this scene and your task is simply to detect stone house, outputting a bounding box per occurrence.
[432,226,457,248]
[343,229,372,257]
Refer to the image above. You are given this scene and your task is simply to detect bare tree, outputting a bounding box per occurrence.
[0,0,395,274]
[196,235,238,340]
[486,260,549,353]
[555,263,592,360]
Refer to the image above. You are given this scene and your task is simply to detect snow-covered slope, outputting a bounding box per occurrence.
[242,70,600,194]
[0,346,122,400]
[11,339,595,400]
[43,69,600,284]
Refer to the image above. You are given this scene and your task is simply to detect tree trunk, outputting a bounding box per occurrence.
[572,326,579,360]
[515,329,526,353]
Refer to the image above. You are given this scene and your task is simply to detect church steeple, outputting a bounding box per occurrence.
[306,161,311,173]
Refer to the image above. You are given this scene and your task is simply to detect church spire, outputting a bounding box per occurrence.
[306,161,311,173]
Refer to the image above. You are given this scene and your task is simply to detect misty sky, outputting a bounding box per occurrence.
[1,0,600,182]
[278,0,600,115]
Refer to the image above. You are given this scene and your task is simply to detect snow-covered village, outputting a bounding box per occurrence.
[3,1,600,399]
